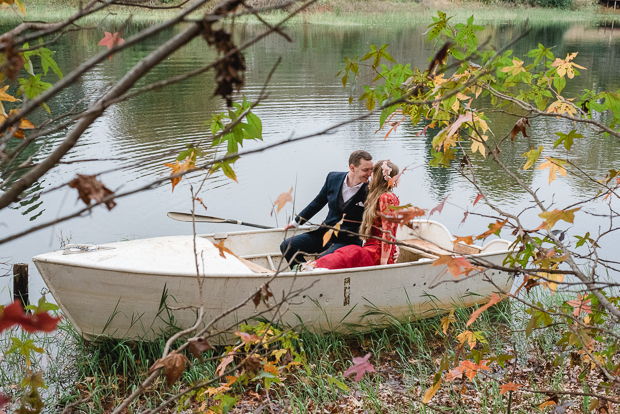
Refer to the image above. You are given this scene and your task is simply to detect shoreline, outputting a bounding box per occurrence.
[0,0,618,25]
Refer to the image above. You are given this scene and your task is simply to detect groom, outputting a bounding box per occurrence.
[280,150,373,267]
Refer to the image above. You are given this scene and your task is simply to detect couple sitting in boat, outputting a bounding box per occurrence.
[280,150,401,270]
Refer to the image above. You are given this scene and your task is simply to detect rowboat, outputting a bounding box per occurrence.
[32,220,514,343]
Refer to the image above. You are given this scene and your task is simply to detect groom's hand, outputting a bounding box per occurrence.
[283,222,296,231]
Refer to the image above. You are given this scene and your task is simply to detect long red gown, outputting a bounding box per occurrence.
[314,192,399,269]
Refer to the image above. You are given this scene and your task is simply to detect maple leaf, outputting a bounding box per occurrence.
[537,157,567,184]
[209,157,239,183]
[429,194,450,217]
[473,193,483,206]
[98,32,125,60]
[546,99,577,117]
[476,219,508,240]
[454,235,474,245]
[551,52,586,79]
[470,134,488,157]
[0,301,62,334]
[538,207,580,230]
[273,187,293,214]
[437,310,456,334]
[323,214,346,247]
[216,354,235,377]
[445,366,464,382]
[566,294,592,317]
[0,109,35,139]
[235,331,260,345]
[500,59,526,76]
[522,146,544,170]
[466,293,502,326]
[539,394,559,410]
[510,117,529,141]
[343,353,375,383]
[164,156,193,191]
[432,255,473,279]
[68,174,116,210]
[499,382,522,395]
[0,84,18,115]
[456,330,485,350]
[379,206,426,227]
[214,240,235,259]
[188,337,213,360]
[553,129,583,151]
[148,351,189,387]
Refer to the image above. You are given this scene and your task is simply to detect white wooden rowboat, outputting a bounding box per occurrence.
[32,220,514,343]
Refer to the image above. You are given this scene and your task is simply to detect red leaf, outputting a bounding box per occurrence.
[0,393,10,410]
[343,353,375,383]
[473,194,483,206]
[429,194,450,217]
[98,32,125,60]
[566,294,592,317]
[0,301,62,333]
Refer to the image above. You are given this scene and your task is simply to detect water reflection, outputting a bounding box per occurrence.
[0,20,619,302]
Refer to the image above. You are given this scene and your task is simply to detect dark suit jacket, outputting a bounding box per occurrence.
[295,172,368,244]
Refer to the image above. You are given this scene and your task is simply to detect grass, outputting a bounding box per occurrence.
[3,284,616,413]
[0,0,617,25]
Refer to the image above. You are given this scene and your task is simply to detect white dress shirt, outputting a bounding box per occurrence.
[290,173,362,228]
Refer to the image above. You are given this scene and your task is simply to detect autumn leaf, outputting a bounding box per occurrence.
[546,99,577,117]
[323,214,346,247]
[273,187,293,214]
[432,255,473,278]
[216,354,235,377]
[538,207,580,230]
[539,394,559,410]
[164,156,193,191]
[539,266,565,294]
[473,194,483,206]
[476,219,508,240]
[188,337,213,360]
[214,240,235,259]
[0,84,19,115]
[148,351,189,387]
[470,134,488,157]
[466,293,502,326]
[252,283,274,308]
[68,174,117,210]
[454,235,474,245]
[551,52,586,79]
[98,32,125,60]
[244,355,262,373]
[0,109,35,139]
[235,331,260,345]
[379,206,426,227]
[429,194,450,217]
[566,294,592,317]
[0,301,62,333]
[499,382,522,395]
[510,117,529,141]
[457,330,486,350]
[522,146,544,170]
[422,377,442,404]
[437,310,456,334]
[500,58,526,76]
[343,353,375,383]
[537,157,567,184]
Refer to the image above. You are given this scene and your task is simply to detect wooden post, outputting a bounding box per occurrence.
[13,263,29,309]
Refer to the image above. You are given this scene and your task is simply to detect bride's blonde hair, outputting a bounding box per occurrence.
[359,160,399,239]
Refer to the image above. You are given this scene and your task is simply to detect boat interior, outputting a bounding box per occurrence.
[201,220,510,274]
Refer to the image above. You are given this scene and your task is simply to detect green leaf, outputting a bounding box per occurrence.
[553,129,583,151]
[521,146,544,170]
[209,394,239,414]
[24,296,59,314]
[326,375,349,392]
[19,74,52,100]
[209,157,240,183]
[21,371,47,390]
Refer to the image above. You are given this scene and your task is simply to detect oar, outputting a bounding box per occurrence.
[167,212,273,229]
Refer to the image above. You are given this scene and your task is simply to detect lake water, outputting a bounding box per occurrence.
[1,18,620,304]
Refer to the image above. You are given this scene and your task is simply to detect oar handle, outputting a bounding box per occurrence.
[167,212,273,230]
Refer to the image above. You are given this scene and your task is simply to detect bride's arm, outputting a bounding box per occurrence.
[379,193,398,265]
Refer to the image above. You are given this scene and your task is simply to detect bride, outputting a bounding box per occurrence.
[311,159,401,270]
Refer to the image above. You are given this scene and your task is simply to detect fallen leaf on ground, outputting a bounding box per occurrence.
[343,353,375,383]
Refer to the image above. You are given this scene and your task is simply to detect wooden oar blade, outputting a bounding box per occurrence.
[167,212,228,223]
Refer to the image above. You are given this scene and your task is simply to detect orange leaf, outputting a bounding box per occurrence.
[454,235,474,245]
[273,187,293,214]
[466,293,502,327]
[432,255,473,278]
[499,382,522,395]
[235,331,260,344]
[323,214,346,247]
[98,31,125,60]
[422,378,442,404]
[216,354,235,377]
[378,206,426,227]
[537,207,580,230]
[0,109,35,139]
[214,240,236,259]
[163,156,193,192]
[476,219,508,240]
[473,193,483,206]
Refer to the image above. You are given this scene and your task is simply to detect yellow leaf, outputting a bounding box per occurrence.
[551,52,586,79]
[437,310,456,334]
[537,157,567,184]
[537,207,580,230]
[422,378,442,404]
[500,59,526,76]
[457,330,478,350]
[0,85,19,116]
[546,99,577,117]
[471,134,488,157]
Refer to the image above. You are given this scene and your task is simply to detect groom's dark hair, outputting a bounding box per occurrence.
[349,150,372,167]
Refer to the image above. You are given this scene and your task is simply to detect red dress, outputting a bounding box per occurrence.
[314,192,399,269]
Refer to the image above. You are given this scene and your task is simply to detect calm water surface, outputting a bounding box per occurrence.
[1,20,620,303]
